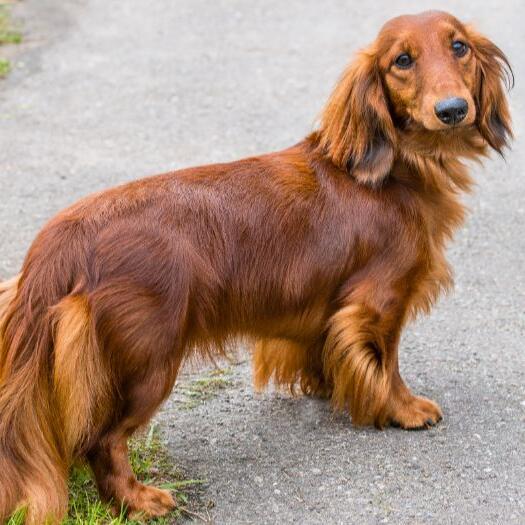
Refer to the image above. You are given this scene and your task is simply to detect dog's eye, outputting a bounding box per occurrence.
[394,53,413,69]
[452,40,468,57]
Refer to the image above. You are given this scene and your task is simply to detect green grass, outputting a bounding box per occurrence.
[0,4,22,79]
[8,424,206,524]
[0,56,9,76]
[7,508,26,525]
[176,368,234,410]
[0,5,22,45]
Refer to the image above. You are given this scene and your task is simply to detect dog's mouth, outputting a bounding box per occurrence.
[399,115,475,134]
[396,120,480,155]
[429,122,476,135]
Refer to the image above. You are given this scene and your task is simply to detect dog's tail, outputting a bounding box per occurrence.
[0,251,111,523]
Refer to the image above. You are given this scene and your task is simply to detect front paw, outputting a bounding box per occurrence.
[387,394,443,430]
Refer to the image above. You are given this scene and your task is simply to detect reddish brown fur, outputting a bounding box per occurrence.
[0,11,512,523]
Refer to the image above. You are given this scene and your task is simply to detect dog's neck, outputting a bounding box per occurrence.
[308,128,487,193]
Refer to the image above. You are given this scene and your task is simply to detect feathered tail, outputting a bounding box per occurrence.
[0,265,111,523]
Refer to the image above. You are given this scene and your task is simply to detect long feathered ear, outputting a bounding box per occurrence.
[469,28,513,154]
[318,46,396,186]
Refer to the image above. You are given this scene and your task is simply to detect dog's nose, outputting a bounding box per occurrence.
[434,97,468,125]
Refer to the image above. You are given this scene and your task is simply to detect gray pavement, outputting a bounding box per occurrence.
[0,1,524,524]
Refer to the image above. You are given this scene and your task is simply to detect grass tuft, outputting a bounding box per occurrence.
[6,507,26,525]
[0,5,22,46]
[7,424,205,524]
[0,56,10,76]
[176,368,234,410]
[0,3,22,79]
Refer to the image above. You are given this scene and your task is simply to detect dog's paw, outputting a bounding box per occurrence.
[387,394,443,430]
[119,484,176,520]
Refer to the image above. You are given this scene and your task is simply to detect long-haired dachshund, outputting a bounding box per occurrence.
[0,10,512,523]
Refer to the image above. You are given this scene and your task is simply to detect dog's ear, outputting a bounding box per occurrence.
[468,28,513,154]
[318,46,396,186]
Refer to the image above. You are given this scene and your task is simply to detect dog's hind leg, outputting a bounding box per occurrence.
[86,364,179,519]
[85,281,186,519]
[253,338,332,399]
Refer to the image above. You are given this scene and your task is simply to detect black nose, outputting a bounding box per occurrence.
[434,97,468,125]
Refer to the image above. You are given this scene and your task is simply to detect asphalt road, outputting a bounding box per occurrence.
[0,1,524,524]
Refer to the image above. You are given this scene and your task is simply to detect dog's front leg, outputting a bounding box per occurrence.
[323,292,442,430]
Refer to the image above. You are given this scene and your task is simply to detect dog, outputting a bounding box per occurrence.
[0,10,512,524]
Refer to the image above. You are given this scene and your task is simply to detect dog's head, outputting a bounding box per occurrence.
[319,11,513,185]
